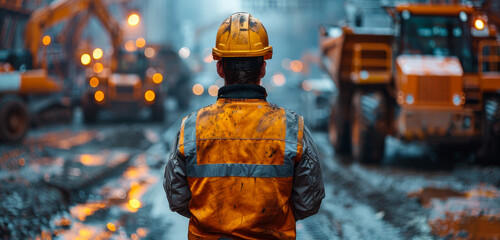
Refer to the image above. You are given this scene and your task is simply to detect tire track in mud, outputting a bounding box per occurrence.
[313,132,433,239]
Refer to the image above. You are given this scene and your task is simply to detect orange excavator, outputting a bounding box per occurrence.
[0,0,72,143]
[320,0,500,164]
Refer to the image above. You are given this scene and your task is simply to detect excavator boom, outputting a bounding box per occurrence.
[24,0,123,68]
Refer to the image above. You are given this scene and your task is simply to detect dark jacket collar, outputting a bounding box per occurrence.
[217,84,267,100]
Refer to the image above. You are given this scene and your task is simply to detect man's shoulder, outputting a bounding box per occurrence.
[268,103,303,119]
[180,104,215,121]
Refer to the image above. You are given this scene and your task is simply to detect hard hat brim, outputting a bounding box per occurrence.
[212,46,273,60]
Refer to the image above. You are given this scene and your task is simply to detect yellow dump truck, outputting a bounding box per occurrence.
[320,2,500,163]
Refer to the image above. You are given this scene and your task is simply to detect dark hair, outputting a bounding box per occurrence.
[222,57,263,85]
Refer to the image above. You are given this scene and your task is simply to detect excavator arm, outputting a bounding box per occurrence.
[24,0,123,69]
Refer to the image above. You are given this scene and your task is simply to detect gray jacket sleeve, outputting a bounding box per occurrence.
[291,125,325,221]
[163,130,191,218]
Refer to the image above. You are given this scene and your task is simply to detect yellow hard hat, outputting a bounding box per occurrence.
[212,12,272,60]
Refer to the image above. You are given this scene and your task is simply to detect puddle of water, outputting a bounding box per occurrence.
[408,187,465,207]
[26,130,96,150]
[409,185,500,238]
[429,212,500,239]
[56,154,158,239]
[79,154,106,166]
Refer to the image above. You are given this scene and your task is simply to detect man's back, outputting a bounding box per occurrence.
[164,12,324,240]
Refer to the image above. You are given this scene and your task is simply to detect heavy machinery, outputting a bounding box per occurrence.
[79,9,165,123]
[320,1,500,164]
[0,0,73,144]
[82,47,165,123]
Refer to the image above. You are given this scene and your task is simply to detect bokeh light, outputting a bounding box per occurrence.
[107,223,116,232]
[208,85,219,97]
[475,19,485,30]
[192,84,204,95]
[94,91,104,102]
[272,73,286,86]
[290,60,303,73]
[93,48,103,60]
[128,198,141,209]
[125,40,137,52]
[81,54,91,65]
[127,13,140,26]
[93,63,104,73]
[144,47,155,58]
[152,73,163,84]
[42,35,51,46]
[89,77,99,88]
[179,47,191,59]
[144,90,155,102]
[136,38,146,48]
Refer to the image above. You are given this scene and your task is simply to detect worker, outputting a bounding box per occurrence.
[164,12,325,240]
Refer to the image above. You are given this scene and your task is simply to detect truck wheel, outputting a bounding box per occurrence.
[328,94,351,156]
[151,95,165,122]
[478,96,500,164]
[0,95,29,144]
[351,91,387,164]
[82,93,98,124]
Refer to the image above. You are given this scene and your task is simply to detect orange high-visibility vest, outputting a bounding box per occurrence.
[178,97,304,240]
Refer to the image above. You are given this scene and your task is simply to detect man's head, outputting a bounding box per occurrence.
[212,12,272,85]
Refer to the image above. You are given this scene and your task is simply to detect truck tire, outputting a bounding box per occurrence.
[0,95,29,144]
[478,96,500,164]
[81,92,98,124]
[350,91,387,164]
[328,93,352,156]
[151,95,165,122]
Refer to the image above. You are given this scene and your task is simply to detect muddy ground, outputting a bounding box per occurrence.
[1,90,500,240]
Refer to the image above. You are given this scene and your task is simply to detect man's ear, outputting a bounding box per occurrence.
[259,61,266,79]
[217,61,225,78]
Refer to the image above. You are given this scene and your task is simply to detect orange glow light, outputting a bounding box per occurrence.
[107,223,116,232]
[136,38,146,48]
[290,60,303,73]
[93,63,104,73]
[93,48,103,60]
[128,198,141,209]
[192,84,204,95]
[144,47,155,58]
[204,54,213,63]
[152,73,163,84]
[208,85,219,97]
[89,77,99,88]
[81,54,91,65]
[125,40,137,52]
[475,19,485,30]
[80,154,104,166]
[127,13,140,26]
[136,228,148,237]
[94,91,104,102]
[144,90,155,102]
[302,80,312,91]
[79,229,92,238]
[42,35,51,46]
[272,73,286,86]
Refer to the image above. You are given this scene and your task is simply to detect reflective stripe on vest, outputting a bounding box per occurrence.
[179,108,303,178]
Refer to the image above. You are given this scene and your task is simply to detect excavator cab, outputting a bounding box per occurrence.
[116,50,148,79]
[0,49,33,71]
